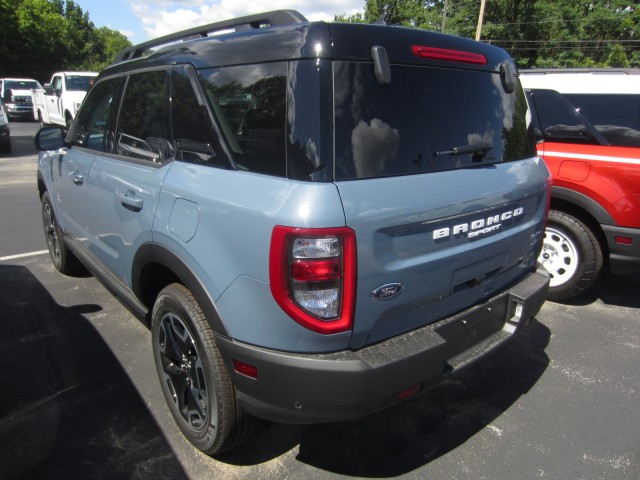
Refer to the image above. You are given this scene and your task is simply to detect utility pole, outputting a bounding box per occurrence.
[475,0,487,41]
[441,0,448,33]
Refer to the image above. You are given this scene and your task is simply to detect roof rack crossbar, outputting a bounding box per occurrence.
[112,10,308,65]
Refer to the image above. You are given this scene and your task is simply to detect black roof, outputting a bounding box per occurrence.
[103,10,513,79]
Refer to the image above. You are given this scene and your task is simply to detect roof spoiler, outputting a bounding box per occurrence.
[112,10,308,65]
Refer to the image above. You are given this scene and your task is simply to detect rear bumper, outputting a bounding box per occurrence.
[603,225,640,275]
[216,266,549,424]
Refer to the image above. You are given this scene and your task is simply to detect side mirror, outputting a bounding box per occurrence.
[34,126,66,151]
[43,83,53,95]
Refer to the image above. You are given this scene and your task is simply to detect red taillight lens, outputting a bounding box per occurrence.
[270,226,356,334]
[291,259,341,282]
[411,45,487,65]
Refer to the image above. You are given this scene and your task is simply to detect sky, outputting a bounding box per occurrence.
[74,0,365,44]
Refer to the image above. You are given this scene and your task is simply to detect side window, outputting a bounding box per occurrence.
[564,93,640,148]
[116,70,171,163]
[71,78,120,152]
[199,63,287,177]
[170,67,227,167]
[52,76,62,92]
[529,89,601,145]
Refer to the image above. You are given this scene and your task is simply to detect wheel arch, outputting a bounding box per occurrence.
[132,243,228,336]
[550,186,609,258]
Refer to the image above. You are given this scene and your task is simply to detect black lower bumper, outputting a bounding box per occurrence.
[603,225,640,275]
[216,266,549,425]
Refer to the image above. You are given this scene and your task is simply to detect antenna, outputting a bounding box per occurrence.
[374,0,400,25]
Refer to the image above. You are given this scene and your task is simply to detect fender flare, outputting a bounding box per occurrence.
[132,243,229,336]
[551,186,615,226]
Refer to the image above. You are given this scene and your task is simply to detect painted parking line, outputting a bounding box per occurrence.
[0,250,49,262]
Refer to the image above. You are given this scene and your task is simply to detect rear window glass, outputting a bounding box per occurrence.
[334,63,535,180]
[564,93,640,147]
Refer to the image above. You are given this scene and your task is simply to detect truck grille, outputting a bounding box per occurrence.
[14,96,33,106]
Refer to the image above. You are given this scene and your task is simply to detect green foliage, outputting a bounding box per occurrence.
[334,0,640,69]
[0,0,132,82]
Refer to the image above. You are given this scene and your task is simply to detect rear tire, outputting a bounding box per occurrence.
[41,191,80,274]
[539,210,603,301]
[151,283,257,455]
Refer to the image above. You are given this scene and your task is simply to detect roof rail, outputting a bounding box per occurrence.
[112,10,308,65]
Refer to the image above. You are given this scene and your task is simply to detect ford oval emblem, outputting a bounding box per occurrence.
[371,283,403,300]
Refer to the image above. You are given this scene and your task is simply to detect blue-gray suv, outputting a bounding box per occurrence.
[36,10,551,455]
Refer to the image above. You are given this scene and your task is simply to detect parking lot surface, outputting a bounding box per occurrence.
[1,122,638,479]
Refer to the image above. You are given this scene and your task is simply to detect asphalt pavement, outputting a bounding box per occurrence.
[0,120,638,479]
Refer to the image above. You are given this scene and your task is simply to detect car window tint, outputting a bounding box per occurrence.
[564,93,640,148]
[334,63,535,180]
[198,63,287,177]
[170,67,227,167]
[71,78,120,152]
[116,70,171,163]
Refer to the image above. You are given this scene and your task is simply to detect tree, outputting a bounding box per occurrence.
[0,0,131,81]
[334,1,640,69]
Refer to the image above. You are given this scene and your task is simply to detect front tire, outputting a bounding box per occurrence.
[41,191,80,274]
[539,210,603,301]
[151,283,255,455]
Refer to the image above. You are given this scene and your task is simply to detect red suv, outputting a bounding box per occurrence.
[521,69,640,300]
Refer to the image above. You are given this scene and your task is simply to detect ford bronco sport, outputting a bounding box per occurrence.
[36,10,550,454]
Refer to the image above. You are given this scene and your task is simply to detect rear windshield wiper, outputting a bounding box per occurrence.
[435,142,494,157]
[544,125,610,146]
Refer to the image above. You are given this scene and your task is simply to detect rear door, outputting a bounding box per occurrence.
[332,62,550,348]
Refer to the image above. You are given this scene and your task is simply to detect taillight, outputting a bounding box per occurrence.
[270,226,356,334]
[411,45,487,65]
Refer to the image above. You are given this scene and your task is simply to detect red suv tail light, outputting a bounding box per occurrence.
[270,226,356,334]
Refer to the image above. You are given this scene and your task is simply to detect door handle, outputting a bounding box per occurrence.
[117,190,144,211]
[69,171,83,185]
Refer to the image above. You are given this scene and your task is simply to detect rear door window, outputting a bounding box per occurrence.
[334,63,535,180]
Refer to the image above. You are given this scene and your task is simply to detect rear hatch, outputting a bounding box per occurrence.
[329,31,550,349]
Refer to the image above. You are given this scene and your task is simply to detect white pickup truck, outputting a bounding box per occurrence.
[33,72,97,129]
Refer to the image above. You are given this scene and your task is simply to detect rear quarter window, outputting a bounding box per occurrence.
[334,63,535,180]
[198,63,287,177]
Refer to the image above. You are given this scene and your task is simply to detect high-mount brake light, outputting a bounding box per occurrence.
[411,45,487,65]
[270,226,356,334]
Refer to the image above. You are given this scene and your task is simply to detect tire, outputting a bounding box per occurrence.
[538,210,603,301]
[41,192,80,274]
[151,283,256,455]
[38,110,46,128]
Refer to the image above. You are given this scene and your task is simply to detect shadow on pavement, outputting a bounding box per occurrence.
[4,121,38,157]
[558,271,640,309]
[220,317,551,476]
[0,265,187,479]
